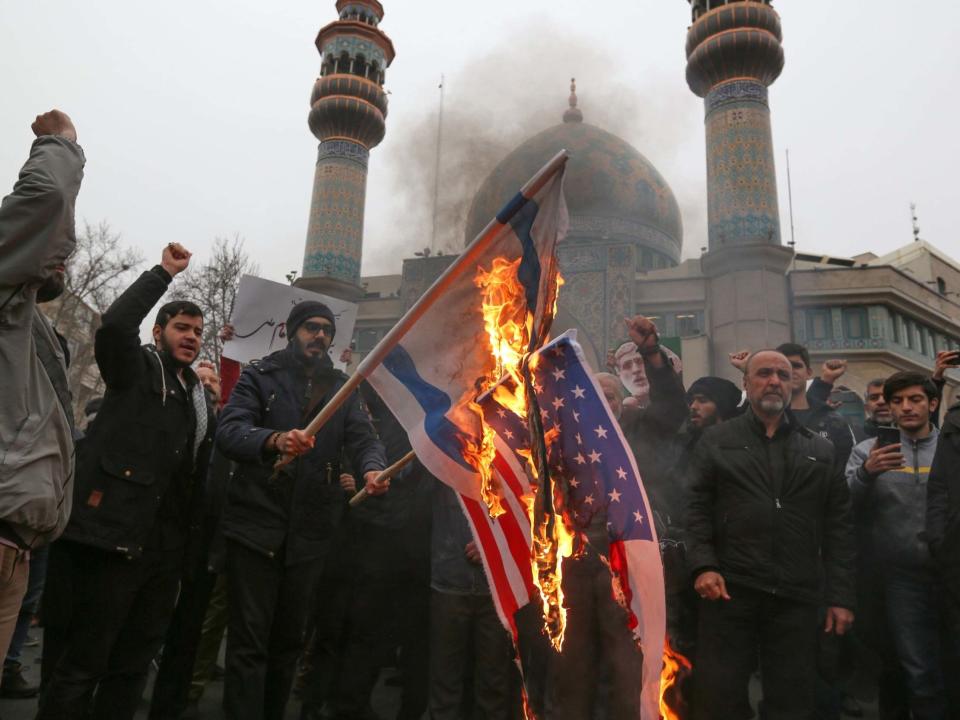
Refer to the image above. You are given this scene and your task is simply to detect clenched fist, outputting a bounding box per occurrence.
[820,359,847,384]
[695,571,731,601]
[161,243,192,277]
[31,110,77,142]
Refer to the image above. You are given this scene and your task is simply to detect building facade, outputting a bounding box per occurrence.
[299,0,960,407]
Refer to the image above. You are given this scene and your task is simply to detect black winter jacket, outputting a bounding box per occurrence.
[796,378,856,474]
[686,408,856,609]
[927,402,960,601]
[64,267,215,559]
[216,347,386,565]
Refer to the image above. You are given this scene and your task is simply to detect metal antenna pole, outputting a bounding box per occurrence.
[430,73,445,251]
[786,148,796,249]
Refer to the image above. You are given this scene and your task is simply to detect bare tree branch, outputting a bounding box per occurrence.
[169,234,257,362]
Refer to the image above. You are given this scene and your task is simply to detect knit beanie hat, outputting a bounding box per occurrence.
[286,301,336,340]
[686,376,742,420]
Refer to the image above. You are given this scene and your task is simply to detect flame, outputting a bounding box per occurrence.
[474,255,571,650]
[659,637,692,720]
[475,256,533,416]
[532,493,576,650]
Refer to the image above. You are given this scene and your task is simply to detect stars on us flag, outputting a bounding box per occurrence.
[528,336,655,543]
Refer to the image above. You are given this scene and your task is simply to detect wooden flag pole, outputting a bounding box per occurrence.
[270,150,569,478]
[348,450,417,507]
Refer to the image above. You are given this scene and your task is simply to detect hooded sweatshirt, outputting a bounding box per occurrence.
[846,425,939,572]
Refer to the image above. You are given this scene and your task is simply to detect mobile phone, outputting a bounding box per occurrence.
[876,426,900,447]
[945,350,960,367]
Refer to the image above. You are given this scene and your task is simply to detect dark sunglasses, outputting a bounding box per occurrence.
[302,321,333,336]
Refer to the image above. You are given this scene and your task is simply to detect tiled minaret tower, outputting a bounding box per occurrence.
[685,0,794,379]
[300,1,395,301]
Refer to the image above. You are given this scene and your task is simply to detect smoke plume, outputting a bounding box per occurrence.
[369,21,704,269]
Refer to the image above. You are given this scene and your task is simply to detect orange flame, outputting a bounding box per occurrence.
[475,256,533,417]
[474,256,571,650]
[659,637,692,720]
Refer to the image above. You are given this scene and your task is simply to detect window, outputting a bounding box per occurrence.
[677,314,700,337]
[842,308,867,339]
[937,277,947,295]
[890,312,901,344]
[904,320,914,349]
[355,328,382,353]
[806,309,832,340]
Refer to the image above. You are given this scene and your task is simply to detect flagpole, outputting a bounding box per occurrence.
[272,149,569,476]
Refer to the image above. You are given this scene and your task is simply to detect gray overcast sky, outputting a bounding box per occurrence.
[2,1,959,293]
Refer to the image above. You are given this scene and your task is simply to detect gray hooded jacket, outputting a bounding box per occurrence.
[846,426,939,572]
[0,135,85,547]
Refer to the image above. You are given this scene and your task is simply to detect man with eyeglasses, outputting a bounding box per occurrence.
[215,301,387,720]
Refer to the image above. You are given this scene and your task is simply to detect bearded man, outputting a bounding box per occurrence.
[686,350,856,720]
[215,301,387,720]
[39,243,216,720]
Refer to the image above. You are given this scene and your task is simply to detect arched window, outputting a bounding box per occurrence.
[336,52,351,74]
[369,61,380,82]
[354,54,367,78]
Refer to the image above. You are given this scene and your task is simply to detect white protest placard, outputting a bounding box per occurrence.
[223,275,358,371]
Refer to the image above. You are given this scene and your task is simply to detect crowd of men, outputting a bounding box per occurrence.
[2,111,960,720]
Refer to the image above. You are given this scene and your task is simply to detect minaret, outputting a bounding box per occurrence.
[685,0,793,377]
[299,0,395,301]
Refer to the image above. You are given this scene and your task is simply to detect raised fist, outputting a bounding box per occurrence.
[623,315,659,352]
[729,350,750,373]
[31,110,77,142]
[161,242,192,277]
[821,359,847,384]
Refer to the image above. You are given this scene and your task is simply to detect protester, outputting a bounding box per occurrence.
[546,316,686,719]
[860,378,893,440]
[686,349,856,720]
[149,362,228,720]
[0,110,84,674]
[846,371,956,719]
[927,383,960,714]
[668,375,742,664]
[685,376,743,431]
[215,300,387,720]
[775,343,856,471]
[427,477,515,720]
[38,243,216,720]
[300,382,424,720]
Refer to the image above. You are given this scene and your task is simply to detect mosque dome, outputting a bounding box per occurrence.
[465,80,683,268]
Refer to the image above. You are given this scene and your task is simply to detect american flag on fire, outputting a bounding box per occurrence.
[530,330,666,720]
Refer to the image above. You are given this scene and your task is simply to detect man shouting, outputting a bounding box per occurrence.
[39,243,215,720]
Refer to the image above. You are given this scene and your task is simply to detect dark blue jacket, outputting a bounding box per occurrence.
[216,347,385,565]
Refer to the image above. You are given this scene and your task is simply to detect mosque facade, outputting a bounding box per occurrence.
[301,0,960,409]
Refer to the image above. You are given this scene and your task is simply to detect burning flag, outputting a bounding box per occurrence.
[364,152,569,637]
[528,330,667,720]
